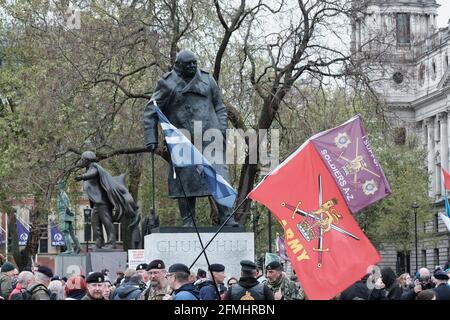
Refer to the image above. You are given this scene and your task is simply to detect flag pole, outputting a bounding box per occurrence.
[173,166,222,300]
[5,212,8,261]
[189,197,248,269]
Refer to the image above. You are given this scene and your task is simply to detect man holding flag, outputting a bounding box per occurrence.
[143,49,238,227]
[248,116,391,300]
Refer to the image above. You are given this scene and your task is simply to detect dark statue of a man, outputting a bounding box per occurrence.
[56,180,81,254]
[143,49,238,227]
[75,151,141,249]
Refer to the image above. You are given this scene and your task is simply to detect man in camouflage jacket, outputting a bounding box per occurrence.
[266,261,305,300]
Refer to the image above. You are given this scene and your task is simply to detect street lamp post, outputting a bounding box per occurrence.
[83,208,92,253]
[412,201,419,273]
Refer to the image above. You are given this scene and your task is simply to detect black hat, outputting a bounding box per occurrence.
[147,259,165,270]
[86,272,105,284]
[209,264,225,272]
[434,269,449,280]
[197,268,206,278]
[1,262,15,273]
[51,275,61,281]
[168,263,190,275]
[266,261,282,271]
[136,263,149,271]
[61,277,68,282]
[240,260,257,271]
[37,266,54,278]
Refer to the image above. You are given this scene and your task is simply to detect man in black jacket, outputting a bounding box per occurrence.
[432,269,450,300]
[224,260,274,300]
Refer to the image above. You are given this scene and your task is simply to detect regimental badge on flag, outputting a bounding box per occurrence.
[154,102,237,208]
[248,115,388,300]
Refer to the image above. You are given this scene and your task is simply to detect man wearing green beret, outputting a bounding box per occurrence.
[265,261,305,300]
[224,260,274,300]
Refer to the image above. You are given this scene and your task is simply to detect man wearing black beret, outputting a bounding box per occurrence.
[266,260,304,300]
[433,269,450,300]
[82,272,105,300]
[198,263,227,300]
[141,259,170,300]
[224,260,274,300]
[163,263,199,300]
[136,263,150,288]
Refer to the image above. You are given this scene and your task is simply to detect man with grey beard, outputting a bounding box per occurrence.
[140,259,171,300]
[9,271,34,300]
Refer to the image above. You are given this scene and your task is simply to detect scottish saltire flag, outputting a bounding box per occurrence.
[51,224,65,246]
[16,217,29,246]
[154,102,237,208]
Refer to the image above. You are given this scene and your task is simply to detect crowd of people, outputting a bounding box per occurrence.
[0,257,449,300]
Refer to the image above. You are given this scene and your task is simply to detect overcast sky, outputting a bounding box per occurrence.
[437,0,450,28]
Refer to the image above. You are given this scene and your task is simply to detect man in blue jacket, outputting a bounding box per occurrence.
[164,263,199,300]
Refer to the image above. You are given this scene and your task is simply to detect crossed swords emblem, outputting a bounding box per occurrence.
[281,175,360,268]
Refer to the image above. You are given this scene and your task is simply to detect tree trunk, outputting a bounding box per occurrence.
[10,207,41,271]
[122,154,144,251]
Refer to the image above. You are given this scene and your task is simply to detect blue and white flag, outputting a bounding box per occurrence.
[51,224,65,246]
[154,103,237,208]
[16,217,29,246]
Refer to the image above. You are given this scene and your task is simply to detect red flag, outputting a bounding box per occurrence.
[443,168,450,190]
[249,141,381,300]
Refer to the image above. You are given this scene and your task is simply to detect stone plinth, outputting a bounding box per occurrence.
[86,251,127,278]
[144,227,254,279]
[55,254,86,278]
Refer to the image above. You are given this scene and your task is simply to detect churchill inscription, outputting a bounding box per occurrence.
[145,232,254,279]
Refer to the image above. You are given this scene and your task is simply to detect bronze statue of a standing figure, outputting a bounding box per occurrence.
[56,180,81,254]
[143,49,238,227]
[75,151,141,249]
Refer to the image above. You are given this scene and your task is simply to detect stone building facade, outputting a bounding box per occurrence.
[353,0,450,274]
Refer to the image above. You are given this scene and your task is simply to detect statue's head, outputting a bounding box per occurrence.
[174,50,198,79]
[81,151,97,166]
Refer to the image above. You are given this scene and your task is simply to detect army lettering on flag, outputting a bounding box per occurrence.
[51,224,65,246]
[310,116,391,213]
[248,116,388,300]
[16,217,29,246]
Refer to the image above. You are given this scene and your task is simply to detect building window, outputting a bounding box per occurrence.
[431,61,436,80]
[38,224,48,254]
[396,13,410,44]
[393,127,406,145]
[418,64,425,86]
[396,251,411,275]
[445,55,449,68]
[434,248,440,267]
[422,249,427,267]
[434,213,439,232]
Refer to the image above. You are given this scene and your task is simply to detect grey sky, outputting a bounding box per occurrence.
[437,0,450,28]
